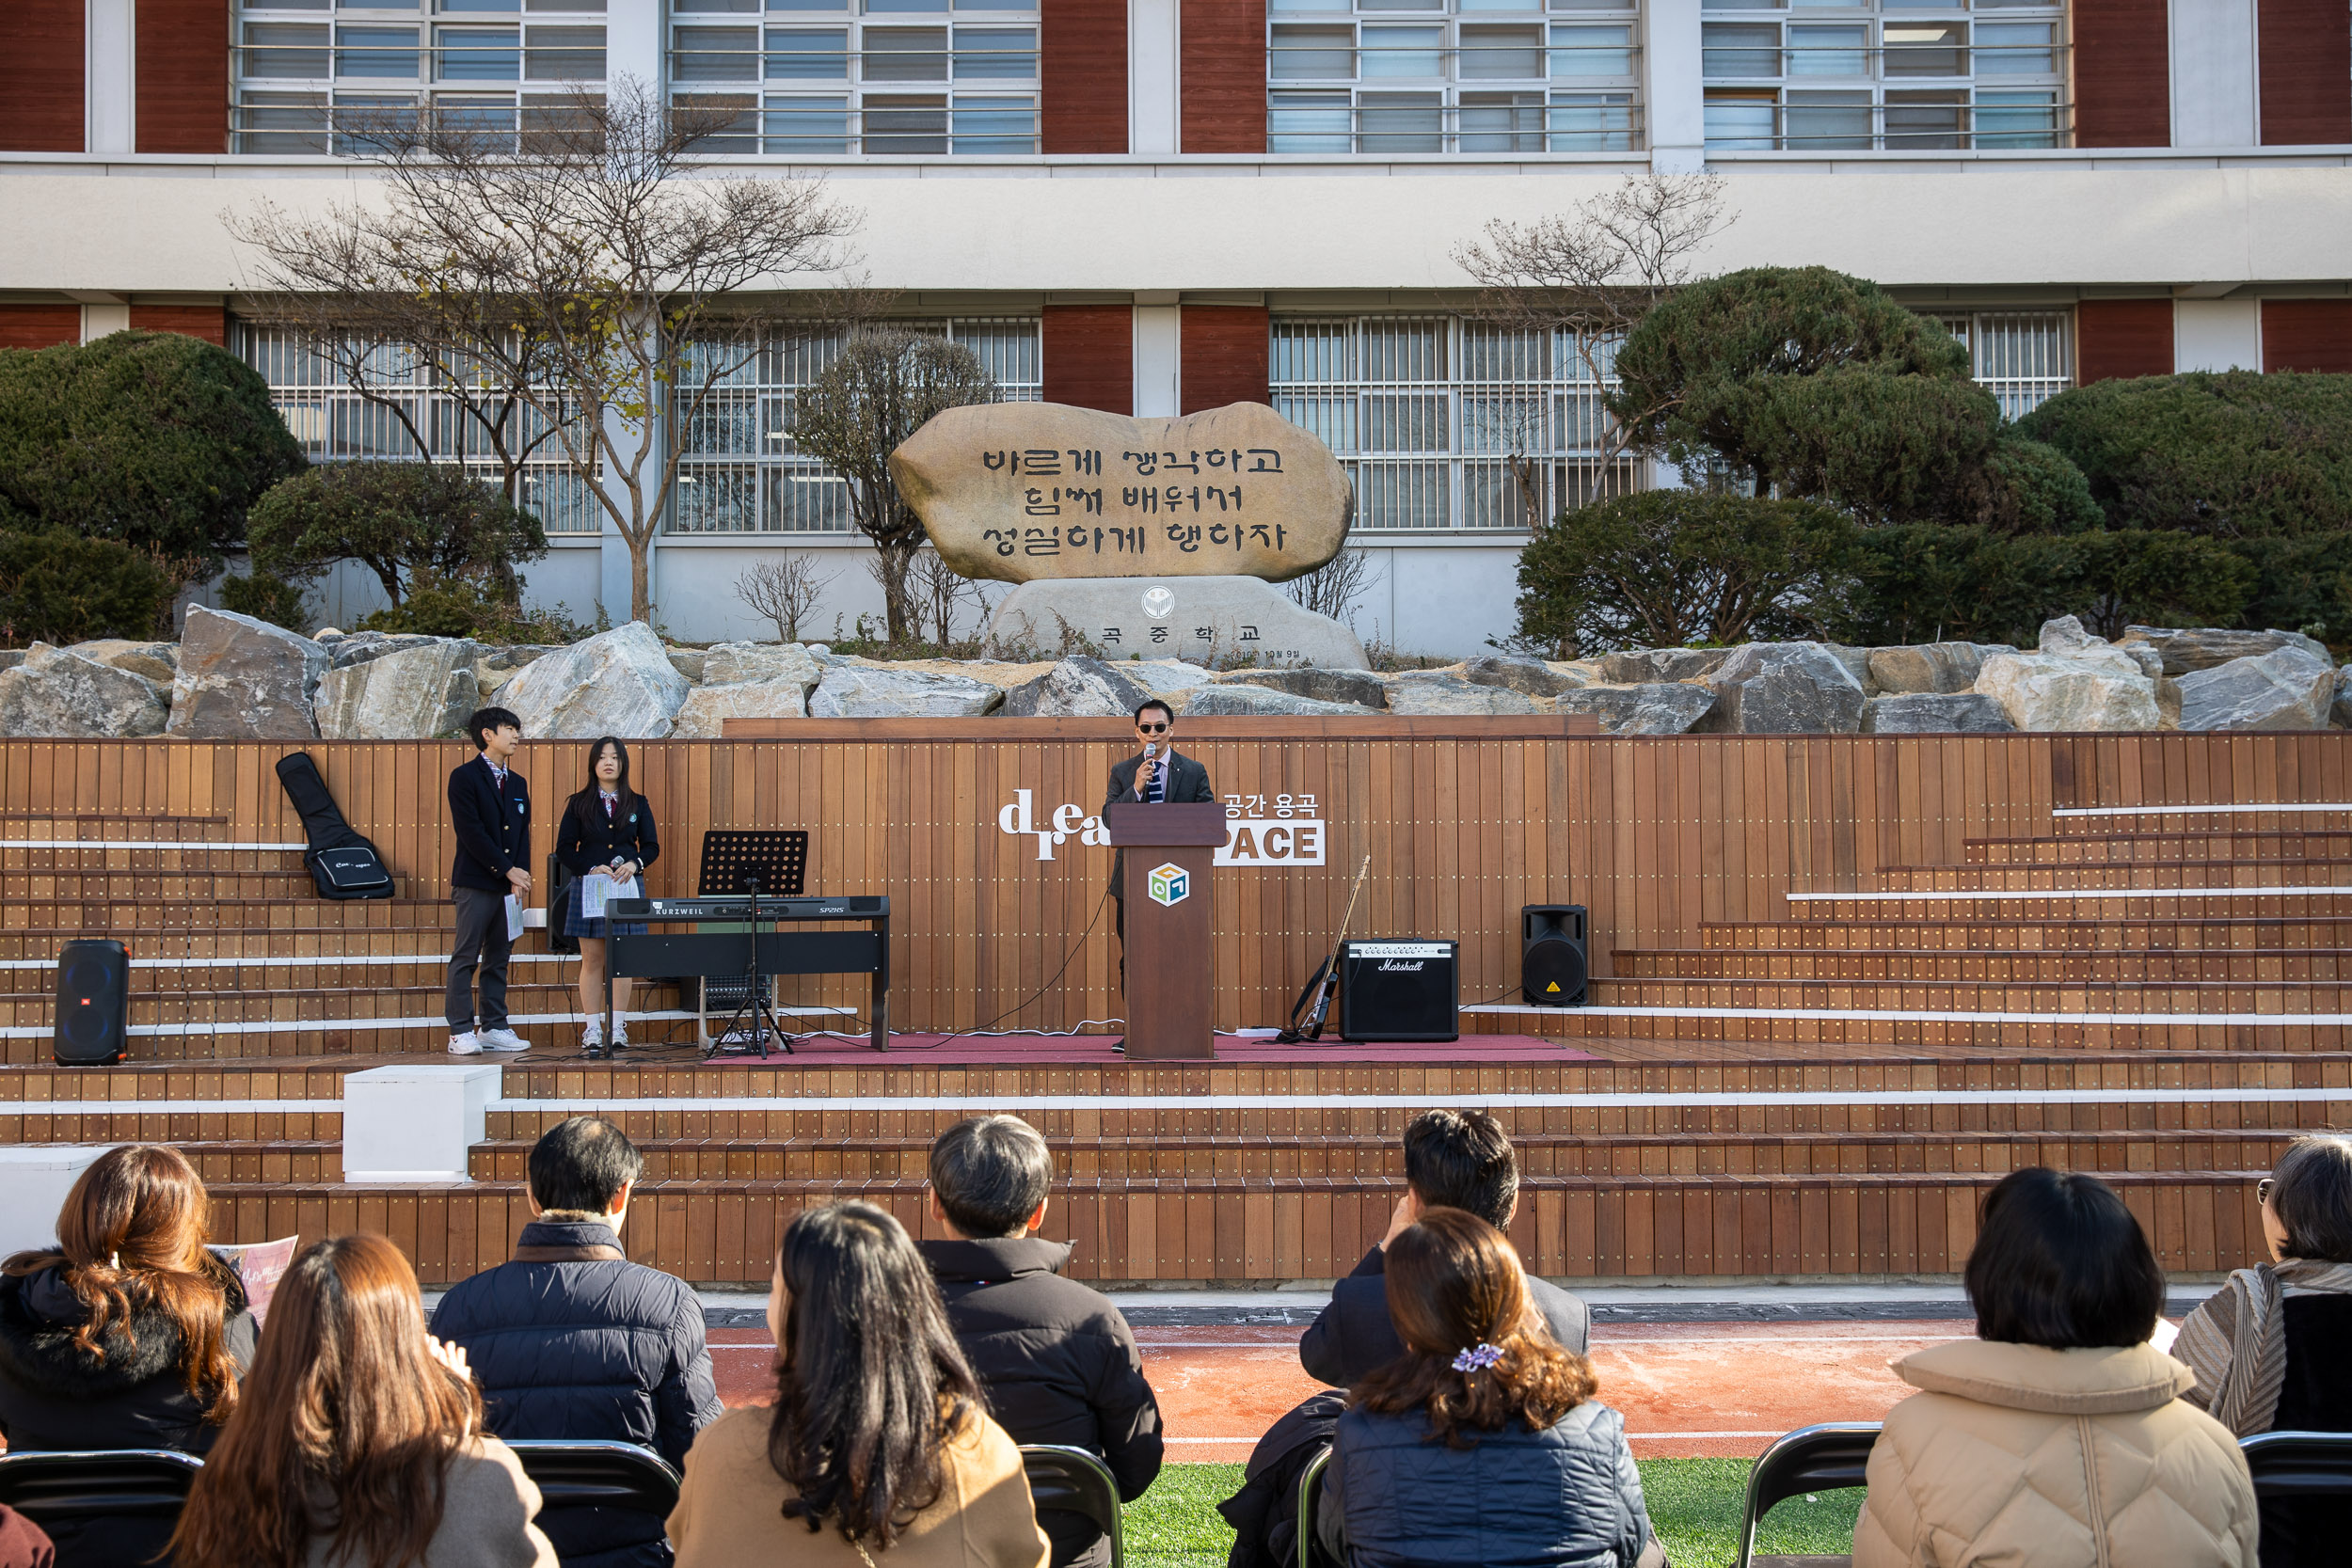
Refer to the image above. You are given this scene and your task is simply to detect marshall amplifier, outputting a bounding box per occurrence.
[1339,940,1459,1043]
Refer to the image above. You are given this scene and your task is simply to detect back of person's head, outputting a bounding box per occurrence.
[466,705,519,751]
[1351,1207,1595,1447]
[1402,1109,1519,1228]
[768,1202,981,1550]
[929,1115,1052,1239]
[2268,1134,2352,1262]
[528,1115,644,1216]
[169,1233,480,1568]
[1965,1167,2166,1349]
[1,1144,240,1424]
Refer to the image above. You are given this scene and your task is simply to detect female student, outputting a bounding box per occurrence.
[558,736,660,1052]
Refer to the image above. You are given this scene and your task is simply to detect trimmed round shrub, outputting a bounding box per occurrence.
[0,528,179,647]
[246,462,548,606]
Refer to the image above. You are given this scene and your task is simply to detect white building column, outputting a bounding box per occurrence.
[1131,0,1180,155]
[1644,2,1704,173]
[2170,0,2258,148]
[87,0,136,154]
[1133,296,1181,417]
[608,0,663,97]
[2174,298,2263,371]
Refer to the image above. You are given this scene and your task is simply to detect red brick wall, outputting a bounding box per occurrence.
[0,306,83,351]
[2073,0,2171,149]
[2,0,86,152]
[129,306,230,346]
[2260,299,2352,372]
[137,0,231,153]
[1043,305,1136,414]
[1041,0,1127,154]
[1180,306,1270,412]
[2077,299,2177,384]
[2258,0,2352,145]
[1181,0,1267,153]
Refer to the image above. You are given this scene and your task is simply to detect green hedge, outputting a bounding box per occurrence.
[0,528,179,647]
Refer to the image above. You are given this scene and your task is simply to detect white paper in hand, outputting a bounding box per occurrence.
[580,873,609,921]
[503,894,525,942]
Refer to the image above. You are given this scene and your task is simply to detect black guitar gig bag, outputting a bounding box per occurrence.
[274,752,395,899]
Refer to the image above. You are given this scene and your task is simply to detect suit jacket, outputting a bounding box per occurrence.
[555,789,661,878]
[450,755,532,894]
[1299,1244,1591,1388]
[1103,749,1216,896]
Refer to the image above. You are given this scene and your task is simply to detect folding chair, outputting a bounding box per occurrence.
[1734,1421,1881,1568]
[1019,1444,1125,1568]
[2239,1429,2352,1499]
[1296,1444,1333,1568]
[504,1438,682,1545]
[0,1448,204,1544]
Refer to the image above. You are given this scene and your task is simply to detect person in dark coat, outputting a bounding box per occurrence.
[1301,1108,1588,1386]
[0,1146,257,1568]
[555,736,662,1053]
[446,705,532,1055]
[918,1116,1164,1568]
[432,1116,723,1568]
[1320,1209,1659,1568]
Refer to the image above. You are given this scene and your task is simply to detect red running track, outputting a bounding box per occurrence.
[707,1320,1960,1461]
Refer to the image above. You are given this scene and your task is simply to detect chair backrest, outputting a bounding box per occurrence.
[1018,1445,1124,1567]
[502,1439,681,1517]
[1295,1444,1333,1568]
[0,1449,205,1525]
[1735,1422,1882,1568]
[2240,1430,2352,1499]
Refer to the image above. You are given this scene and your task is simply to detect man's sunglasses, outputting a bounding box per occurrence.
[1136,721,1169,734]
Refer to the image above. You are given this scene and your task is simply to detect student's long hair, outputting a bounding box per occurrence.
[168,1233,482,1568]
[767,1202,983,1549]
[565,736,638,825]
[0,1144,242,1424]
[1350,1208,1597,1449]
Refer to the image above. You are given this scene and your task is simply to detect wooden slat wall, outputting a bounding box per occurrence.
[3,728,2344,1037]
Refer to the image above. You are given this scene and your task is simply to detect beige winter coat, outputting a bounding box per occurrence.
[1851,1338,2259,1568]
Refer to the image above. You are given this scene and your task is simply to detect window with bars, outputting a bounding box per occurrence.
[1266,0,1642,155]
[669,0,1038,156]
[233,0,608,154]
[1699,0,2066,152]
[234,321,606,532]
[1929,309,2073,418]
[1270,316,1639,531]
[669,319,1041,532]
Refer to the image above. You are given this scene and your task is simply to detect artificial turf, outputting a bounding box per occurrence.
[1120,1460,1865,1568]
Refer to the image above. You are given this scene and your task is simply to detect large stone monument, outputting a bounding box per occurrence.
[891,401,1367,668]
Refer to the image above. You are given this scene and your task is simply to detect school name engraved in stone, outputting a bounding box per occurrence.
[891,401,1353,583]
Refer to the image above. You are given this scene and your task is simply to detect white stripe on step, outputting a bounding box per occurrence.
[0,840,308,851]
[0,954,579,972]
[2053,803,2352,818]
[1788,886,2352,902]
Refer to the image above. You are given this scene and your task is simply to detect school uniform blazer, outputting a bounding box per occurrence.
[1102,750,1215,897]
[451,756,532,894]
[556,792,662,879]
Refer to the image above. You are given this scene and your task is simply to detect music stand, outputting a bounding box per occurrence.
[698,831,807,1059]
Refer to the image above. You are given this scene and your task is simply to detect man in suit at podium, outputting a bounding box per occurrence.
[1104,699,1215,981]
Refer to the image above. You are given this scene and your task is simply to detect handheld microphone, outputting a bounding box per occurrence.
[1144,741,1157,760]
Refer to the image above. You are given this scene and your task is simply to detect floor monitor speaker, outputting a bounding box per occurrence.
[1521,905,1588,1006]
[1339,940,1458,1042]
[54,939,130,1065]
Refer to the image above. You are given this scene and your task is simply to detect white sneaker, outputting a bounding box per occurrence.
[477,1027,529,1052]
[448,1032,483,1055]
[611,1017,629,1050]
[582,1018,604,1051]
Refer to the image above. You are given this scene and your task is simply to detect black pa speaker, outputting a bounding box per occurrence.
[1339,940,1459,1042]
[54,939,130,1066]
[1522,905,1588,1006]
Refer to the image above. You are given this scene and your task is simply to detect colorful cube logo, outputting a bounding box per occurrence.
[1147,862,1189,907]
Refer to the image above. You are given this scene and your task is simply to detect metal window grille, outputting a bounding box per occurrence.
[1266,1,1644,155]
[1698,1,2069,152]
[669,318,1041,534]
[233,322,605,533]
[1270,315,1639,531]
[1931,309,2074,419]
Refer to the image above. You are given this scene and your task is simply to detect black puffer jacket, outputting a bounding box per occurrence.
[921,1236,1165,1568]
[1302,1244,1590,1389]
[430,1219,723,1568]
[0,1261,256,1568]
[1325,1401,1653,1568]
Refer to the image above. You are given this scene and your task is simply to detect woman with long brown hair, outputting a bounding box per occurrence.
[1320,1208,1659,1568]
[667,1201,1046,1568]
[169,1233,555,1568]
[0,1145,256,1564]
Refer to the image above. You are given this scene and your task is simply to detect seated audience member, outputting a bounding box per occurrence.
[1854,1167,2257,1568]
[0,1506,54,1568]
[667,1202,1048,1568]
[1320,1208,1659,1568]
[168,1231,556,1568]
[434,1116,721,1568]
[2175,1133,2352,1567]
[1301,1108,1588,1387]
[0,1145,256,1567]
[920,1116,1164,1568]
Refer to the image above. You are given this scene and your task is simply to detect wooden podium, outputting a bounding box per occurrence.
[1104,800,1225,1060]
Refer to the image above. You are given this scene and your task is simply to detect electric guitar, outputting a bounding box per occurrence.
[1278,854,1373,1044]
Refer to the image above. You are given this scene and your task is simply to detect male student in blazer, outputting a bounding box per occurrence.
[1102,698,1215,978]
[446,705,532,1055]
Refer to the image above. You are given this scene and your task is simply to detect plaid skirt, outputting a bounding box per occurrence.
[564,875,647,941]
